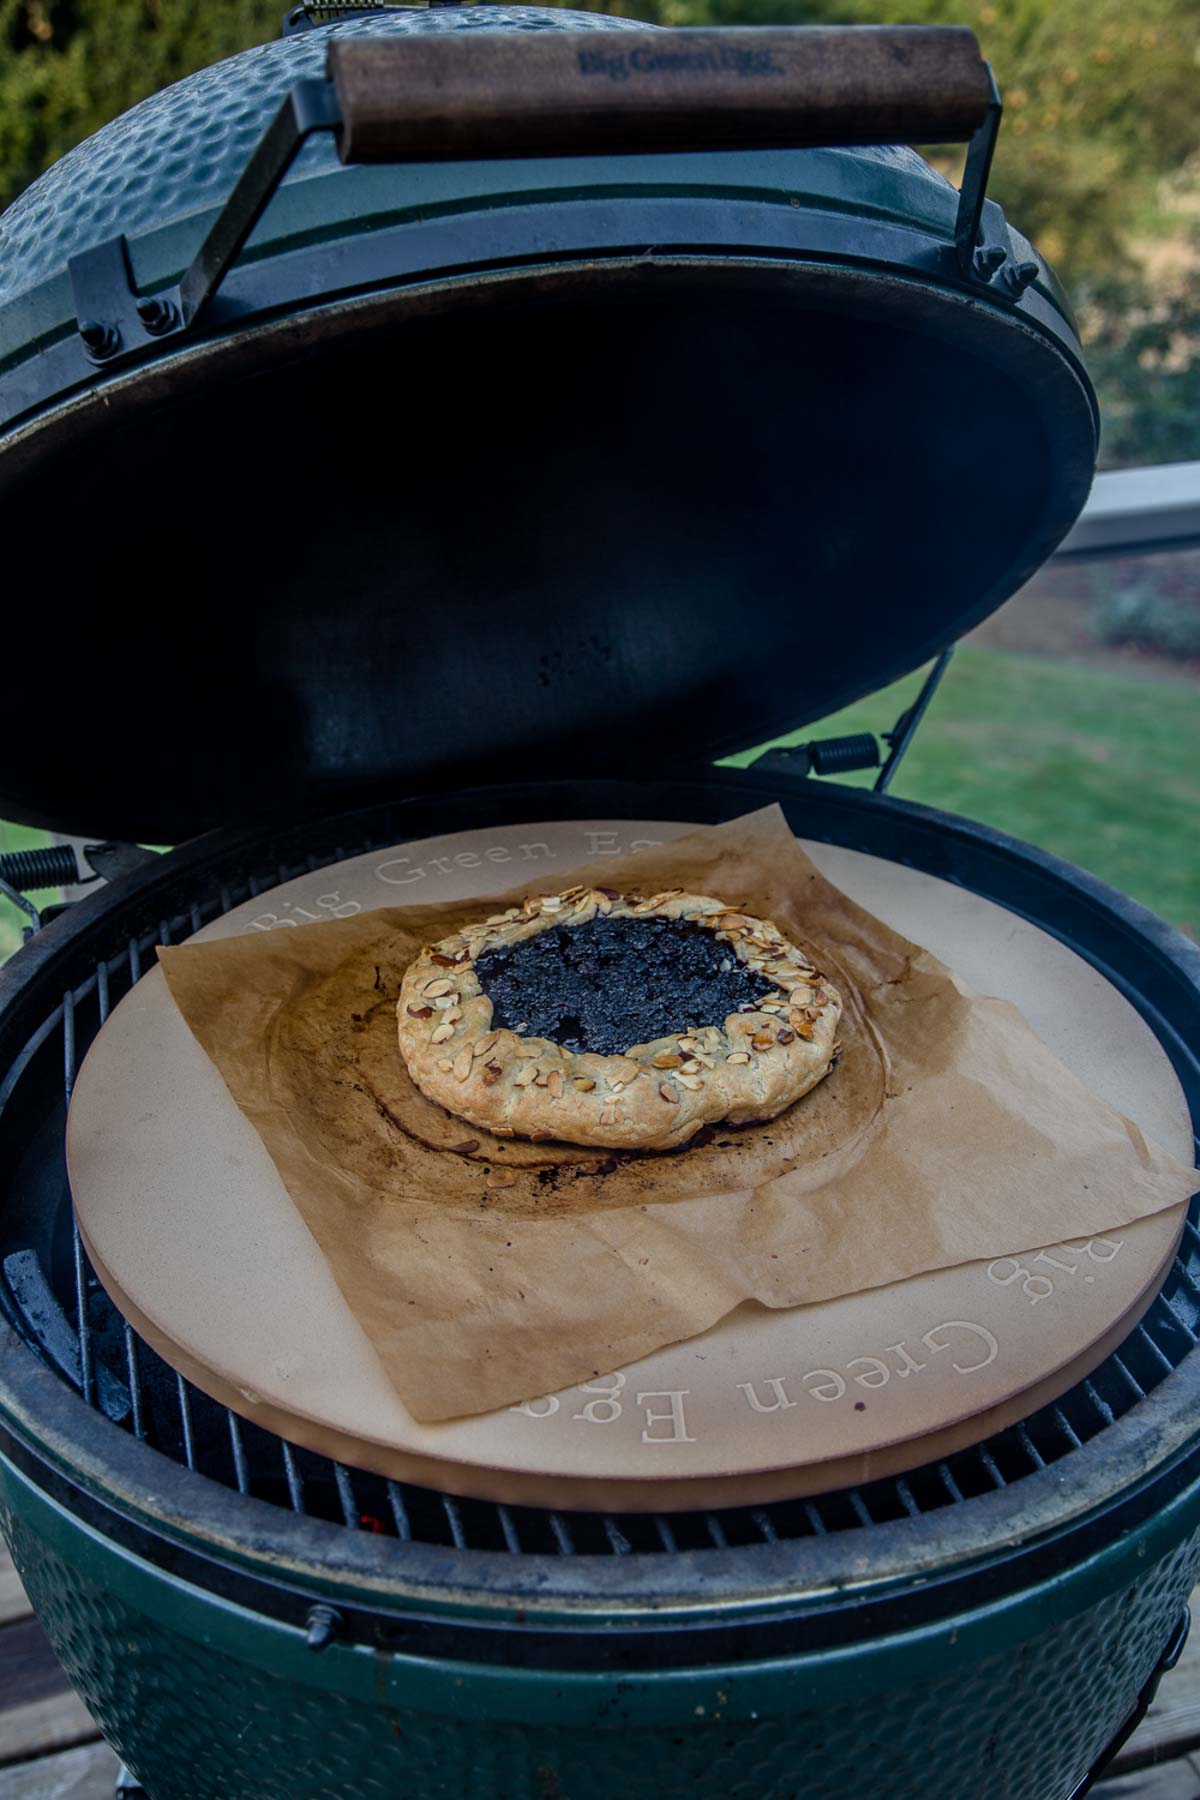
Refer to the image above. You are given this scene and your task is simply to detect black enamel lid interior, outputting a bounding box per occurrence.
[0,10,1099,843]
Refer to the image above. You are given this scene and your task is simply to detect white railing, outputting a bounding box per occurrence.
[1056,460,1200,560]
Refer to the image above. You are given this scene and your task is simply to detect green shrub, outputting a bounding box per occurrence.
[1093,581,1200,661]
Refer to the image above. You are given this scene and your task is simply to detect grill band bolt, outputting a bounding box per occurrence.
[77,318,120,360]
[135,294,180,336]
[305,1603,344,1652]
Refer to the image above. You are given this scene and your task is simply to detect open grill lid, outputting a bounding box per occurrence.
[0,6,1098,843]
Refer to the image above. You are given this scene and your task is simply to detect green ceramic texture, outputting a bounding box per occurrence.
[2,1457,1198,1800]
[0,5,956,359]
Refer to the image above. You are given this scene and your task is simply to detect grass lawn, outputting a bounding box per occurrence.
[1,645,1197,963]
[727,644,1199,934]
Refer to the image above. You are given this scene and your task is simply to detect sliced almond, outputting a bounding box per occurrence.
[514,1064,539,1087]
[547,1071,565,1098]
[437,1058,454,1072]
[573,1077,596,1091]
[431,1022,456,1044]
[406,1004,433,1019]
[677,1073,704,1092]
[680,1059,701,1074]
[726,1051,752,1065]
[677,1036,699,1052]
[430,953,456,968]
[795,1020,816,1041]
[423,978,454,998]
[453,1047,474,1082]
[752,1030,775,1051]
[659,1082,680,1103]
[652,1052,683,1069]
[473,1031,499,1059]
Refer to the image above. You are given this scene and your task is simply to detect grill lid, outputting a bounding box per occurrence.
[0,7,1098,842]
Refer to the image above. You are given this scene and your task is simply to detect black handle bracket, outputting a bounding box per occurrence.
[67,43,1030,371]
[69,76,341,367]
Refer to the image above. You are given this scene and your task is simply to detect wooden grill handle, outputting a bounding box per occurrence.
[328,26,991,164]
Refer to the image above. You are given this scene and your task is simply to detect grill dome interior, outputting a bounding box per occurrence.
[1,261,1093,842]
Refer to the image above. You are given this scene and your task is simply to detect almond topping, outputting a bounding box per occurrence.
[752,1030,775,1050]
[726,1051,752,1064]
[514,1065,539,1087]
[482,1061,504,1085]
[795,1020,816,1041]
[677,1036,699,1052]
[473,1031,499,1059]
[659,1082,680,1103]
[430,953,456,968]
[573,1077,596,1091]
[652,1052,683,1069]
[431,1022,456,1044]
[453,1047,474,1082]
[437,1059,454,1072]
[777,1028,796,1045]
[680,1059,702,1075]
[547,1071,565,1098]
[406,1004,433,1019]
[677,1074,704,1092]
[423,978,454,998]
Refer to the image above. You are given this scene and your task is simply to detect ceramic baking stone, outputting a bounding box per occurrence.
[67,821,1193,1512]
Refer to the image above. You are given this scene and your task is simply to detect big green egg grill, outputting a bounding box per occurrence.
[0,7,1198,1799]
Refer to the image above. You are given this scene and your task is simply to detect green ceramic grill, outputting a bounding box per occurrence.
[0,7,1197,1799]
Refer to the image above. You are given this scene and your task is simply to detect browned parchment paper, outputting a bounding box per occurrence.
[157,808,1198,1421]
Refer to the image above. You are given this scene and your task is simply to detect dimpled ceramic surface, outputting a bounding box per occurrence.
[3,1481,1198,1800]
[65,821,1192,1511]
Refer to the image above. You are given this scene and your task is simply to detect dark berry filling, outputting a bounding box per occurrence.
[474,914,775,1056]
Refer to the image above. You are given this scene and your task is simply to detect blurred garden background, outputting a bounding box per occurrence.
[0,0,1196,958]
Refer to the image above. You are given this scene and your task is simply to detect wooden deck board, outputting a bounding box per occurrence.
[0,1545,31,1629]
[0,1741,121,1800]
[1097,1758,1200,1798]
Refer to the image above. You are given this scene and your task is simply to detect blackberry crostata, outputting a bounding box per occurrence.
[397,888,843,1151]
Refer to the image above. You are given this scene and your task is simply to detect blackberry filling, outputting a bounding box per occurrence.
[474,915,776,1057]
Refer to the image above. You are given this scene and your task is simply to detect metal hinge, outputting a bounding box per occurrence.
[0,841,159,936]
[749,648,954,794]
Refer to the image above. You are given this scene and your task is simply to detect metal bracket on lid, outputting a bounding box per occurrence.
[952,67,1039,301]
[68,76,342,367]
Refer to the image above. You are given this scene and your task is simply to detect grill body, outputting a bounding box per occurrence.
[4,1454,1200,1800]
[1,775,1198,1799]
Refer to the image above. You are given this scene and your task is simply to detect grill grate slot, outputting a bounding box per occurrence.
[2,829,1197,1561]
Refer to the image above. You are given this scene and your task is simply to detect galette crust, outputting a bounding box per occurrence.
[396,887,843,1151]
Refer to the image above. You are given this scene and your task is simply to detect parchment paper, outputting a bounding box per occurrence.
[157,808,1198,1421]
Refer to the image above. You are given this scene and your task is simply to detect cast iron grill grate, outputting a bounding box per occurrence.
[2,834,1198,1558]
